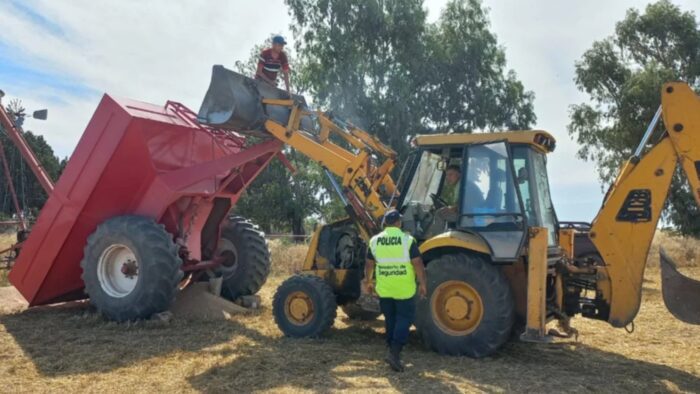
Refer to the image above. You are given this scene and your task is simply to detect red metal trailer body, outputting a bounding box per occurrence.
[9,94,282,306]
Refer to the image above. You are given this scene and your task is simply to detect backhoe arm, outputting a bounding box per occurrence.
[589,82,700,327]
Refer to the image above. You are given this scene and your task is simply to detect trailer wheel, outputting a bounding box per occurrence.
[341,303,381,321]
[81,216,182,322]
[273,275,337,337]
[416,253,514,358]
[213,216,271,300]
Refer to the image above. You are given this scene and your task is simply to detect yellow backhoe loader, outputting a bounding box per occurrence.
[198,66,700,357]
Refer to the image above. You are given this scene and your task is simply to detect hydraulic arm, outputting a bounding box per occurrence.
[198,66,398,239]
[260,105,397,238]
[589,82,700,326]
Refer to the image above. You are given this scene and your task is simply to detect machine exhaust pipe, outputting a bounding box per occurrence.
[659,248,700,324]
[197,65,311,133]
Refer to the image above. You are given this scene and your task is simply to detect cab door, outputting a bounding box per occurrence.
[458,142,527,261]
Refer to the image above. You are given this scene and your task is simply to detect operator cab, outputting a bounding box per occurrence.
[398,131,558,262]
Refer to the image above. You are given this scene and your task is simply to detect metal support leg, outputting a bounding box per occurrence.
[521,226,552,343]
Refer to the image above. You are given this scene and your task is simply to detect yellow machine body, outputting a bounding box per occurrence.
[200,67,700,354]
[268,84,700,333]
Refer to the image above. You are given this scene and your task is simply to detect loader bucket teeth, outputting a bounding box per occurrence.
[197,65,311,133]
[659,248,700,324]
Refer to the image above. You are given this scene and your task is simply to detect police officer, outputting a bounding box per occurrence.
[363,209,427,372]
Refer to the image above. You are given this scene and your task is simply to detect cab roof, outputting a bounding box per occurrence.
[413,130,556,153]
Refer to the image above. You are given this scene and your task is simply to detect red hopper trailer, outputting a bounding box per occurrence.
[5,94,283,321]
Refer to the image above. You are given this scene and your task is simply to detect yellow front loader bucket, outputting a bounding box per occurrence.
[660,248,700,324]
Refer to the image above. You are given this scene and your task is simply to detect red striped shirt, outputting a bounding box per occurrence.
[258,48,289,81]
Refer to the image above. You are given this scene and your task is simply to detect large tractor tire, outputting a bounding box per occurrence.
[341,303,381,321]
[81,216,183,322]
[212,216,271,301]
[273,275,337,337]
[416,253,514,358]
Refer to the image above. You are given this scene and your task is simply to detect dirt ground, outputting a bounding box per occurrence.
[0,262,698,393]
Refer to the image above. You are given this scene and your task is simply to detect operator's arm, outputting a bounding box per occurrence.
[281,53,291,93]
[283,70,291,94]
[363,257,375,295]
[409,240,427,297]
[412,257,427,297]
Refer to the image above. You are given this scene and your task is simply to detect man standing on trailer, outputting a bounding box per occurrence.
[255,35,291,94]
[363,209,428,372]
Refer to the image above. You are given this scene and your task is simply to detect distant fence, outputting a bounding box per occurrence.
[0,221,20,233]
[265,234,312,242]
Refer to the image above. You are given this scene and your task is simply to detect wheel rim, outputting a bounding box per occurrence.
[431,280,484,335]
[97,243,139,298]
[285,291,314,325]
[216,238,239,277]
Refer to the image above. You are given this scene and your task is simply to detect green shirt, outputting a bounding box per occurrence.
[441,181,460,206]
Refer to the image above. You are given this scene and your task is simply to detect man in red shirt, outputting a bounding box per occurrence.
[256,35,291,93]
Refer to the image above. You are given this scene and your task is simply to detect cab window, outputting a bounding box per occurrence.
[402,151,443,207]
[460,142,522,230]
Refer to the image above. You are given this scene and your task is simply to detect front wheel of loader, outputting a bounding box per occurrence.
[273,275,337,337]
[81,216,183,322]
[212,216,271,301]
[416,253,514,358]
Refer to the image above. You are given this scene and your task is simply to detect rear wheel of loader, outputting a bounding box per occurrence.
[213,216,271,301]
[81,215,183,322]
[273,275,337,337]
[416,253,514,357]
[341,303,381,321]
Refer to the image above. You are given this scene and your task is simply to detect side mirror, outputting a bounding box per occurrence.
[436,160,447,171]
[32,109,48,120]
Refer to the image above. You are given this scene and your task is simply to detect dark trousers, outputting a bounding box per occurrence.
[379,296,416,348]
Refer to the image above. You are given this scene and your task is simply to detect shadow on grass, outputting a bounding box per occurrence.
[0,303,258,377]
[188,322,700,393]
[187,322,466,393]
[2,304,699,392]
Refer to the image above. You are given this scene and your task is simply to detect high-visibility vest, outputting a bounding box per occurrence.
[369,227,416,299]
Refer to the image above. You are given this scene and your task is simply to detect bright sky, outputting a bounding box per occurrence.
[0,0,698,222]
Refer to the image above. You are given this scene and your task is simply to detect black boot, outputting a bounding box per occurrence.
[385,343,404,372]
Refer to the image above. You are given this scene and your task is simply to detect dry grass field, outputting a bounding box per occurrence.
[0,236,698,393]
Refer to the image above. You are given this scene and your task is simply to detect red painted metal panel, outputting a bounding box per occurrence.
[8,95,281,306]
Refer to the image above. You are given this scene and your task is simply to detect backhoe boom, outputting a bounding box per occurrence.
[589,82,700,326]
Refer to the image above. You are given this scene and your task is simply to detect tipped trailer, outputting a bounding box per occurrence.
[3,93,286,321]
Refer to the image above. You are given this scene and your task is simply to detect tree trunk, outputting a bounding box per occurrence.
[291,216,305,244]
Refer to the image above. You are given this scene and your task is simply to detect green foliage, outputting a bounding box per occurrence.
[238,0,535,234]
[0,101,63,219]
[569,0,700,234]
[423,0,536,131]
[234,153,334,237]
[286,0,535,157]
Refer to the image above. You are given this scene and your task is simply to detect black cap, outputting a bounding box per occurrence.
[383,209,402,225]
